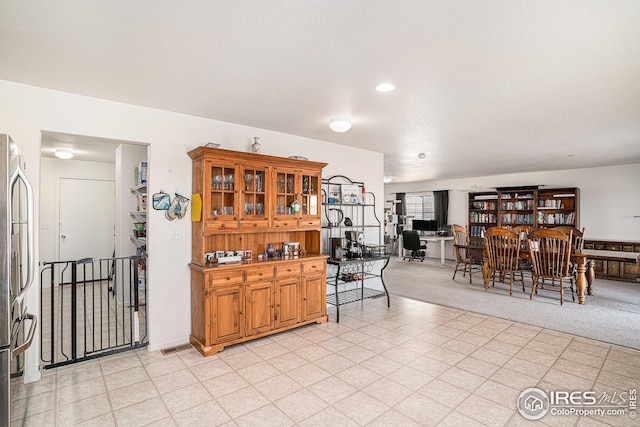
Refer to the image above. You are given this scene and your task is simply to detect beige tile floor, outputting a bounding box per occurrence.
[40,279,147,366]
[11,295,640,426]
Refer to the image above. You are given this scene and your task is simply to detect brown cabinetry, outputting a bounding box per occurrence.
[275,277,300,328]
[189,147,328,356]
[301,273,326,321]
[208,284,244,344]
[245,281,274,336]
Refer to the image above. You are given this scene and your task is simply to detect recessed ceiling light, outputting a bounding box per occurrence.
[54,149,74,160]
[418,152,426,159]
[375,83,396,92]
[329,117,352,133]
[383,176,393,183]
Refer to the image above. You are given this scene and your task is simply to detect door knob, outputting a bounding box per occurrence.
[61,235,67,240]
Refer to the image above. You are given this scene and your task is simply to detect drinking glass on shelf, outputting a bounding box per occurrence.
[287,176,294,193]
[245,173,253,191]
[225,174,234,190]
[255,173,263,192]
[256,203,264,215]
[212,174,222,190]
[277,176,285,193]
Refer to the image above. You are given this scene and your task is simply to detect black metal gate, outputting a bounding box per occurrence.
[40,256,148,369]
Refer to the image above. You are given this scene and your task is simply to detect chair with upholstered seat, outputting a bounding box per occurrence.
[402,230,427,262]
[483,227,523,295]
[452,224,482,284]
[527,228,575,305]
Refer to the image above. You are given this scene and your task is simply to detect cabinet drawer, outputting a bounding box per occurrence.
[240,219,270,230]
[245,266,274,282]
[302,260,324,274]
[209,270,244,287]
[299,219,321,228]
[272,219,297,229]
[275,263,300,277]
[205,220,239,232]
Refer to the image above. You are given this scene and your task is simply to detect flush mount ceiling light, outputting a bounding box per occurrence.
[54,149,74,160]
[329,117,352,133]
[418,152,426,159]
[375,82,396,92]
[383,176,393,184]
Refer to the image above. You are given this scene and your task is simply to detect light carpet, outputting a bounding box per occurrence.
[384,257,640,350]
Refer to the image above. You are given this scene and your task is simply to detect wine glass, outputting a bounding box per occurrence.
[212,174,222,190]
[245,173,253,191]
[224,174,234,190]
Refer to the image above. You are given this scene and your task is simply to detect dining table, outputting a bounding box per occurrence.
[454,242,594,304]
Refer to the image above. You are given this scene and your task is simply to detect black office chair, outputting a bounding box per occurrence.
[402,230,427,262]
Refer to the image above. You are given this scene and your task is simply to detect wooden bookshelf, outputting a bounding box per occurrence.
[468,191,499,242]
[468,187,579,236]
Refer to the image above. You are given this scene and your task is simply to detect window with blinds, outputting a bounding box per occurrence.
[405,193,435,227]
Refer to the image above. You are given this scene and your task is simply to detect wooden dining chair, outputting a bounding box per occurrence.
[452,224,481,284]
[483,227,523,295]
[512,225,535,278]
[553,226,585,253]
[553,226,585,290]
[527,228,574,305]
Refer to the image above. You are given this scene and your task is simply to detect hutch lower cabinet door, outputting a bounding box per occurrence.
[207,284,244,345]
[302,274,325,321]
[245,281,275,336]
[275,277,300,328]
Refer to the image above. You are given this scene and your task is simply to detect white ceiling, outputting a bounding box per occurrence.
[2,1,640,182]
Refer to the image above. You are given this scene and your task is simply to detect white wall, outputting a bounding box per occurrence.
[115,144,148,258]
[39,157,115,265]
[386,164,640,247]
[0,79,384,381]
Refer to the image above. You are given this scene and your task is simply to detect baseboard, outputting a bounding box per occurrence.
[147,337,191,353]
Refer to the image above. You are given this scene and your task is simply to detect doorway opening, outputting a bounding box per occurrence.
[39,131,149,367]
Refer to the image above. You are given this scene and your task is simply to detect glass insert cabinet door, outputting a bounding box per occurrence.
[300,172,320,217]
[241,167,267,217]
[274,169,297,217]
[207,161,237,219]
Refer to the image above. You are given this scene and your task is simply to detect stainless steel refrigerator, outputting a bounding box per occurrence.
[1,134,37,426]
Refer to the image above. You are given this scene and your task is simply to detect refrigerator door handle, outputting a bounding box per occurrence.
[12,313,37,358]
[10,164,35,306]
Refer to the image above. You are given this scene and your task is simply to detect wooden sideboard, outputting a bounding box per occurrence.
[583,240,640,282]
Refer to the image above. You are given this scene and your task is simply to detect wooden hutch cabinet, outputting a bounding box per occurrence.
[188,146,328,356]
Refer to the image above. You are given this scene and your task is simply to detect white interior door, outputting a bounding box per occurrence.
[59,178,115,283]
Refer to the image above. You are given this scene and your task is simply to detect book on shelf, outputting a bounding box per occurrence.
[474,194,498,200]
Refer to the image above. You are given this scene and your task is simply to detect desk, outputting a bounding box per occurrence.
[422,236,455,264]
[399,233,454,264]
[326,256,390,323]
